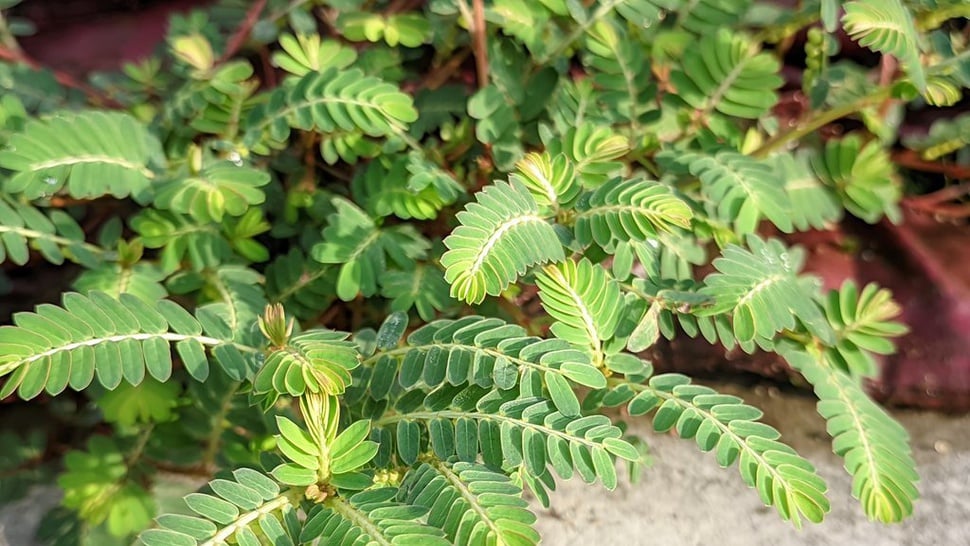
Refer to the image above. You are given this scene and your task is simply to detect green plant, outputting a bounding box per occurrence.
[1,0,966,543]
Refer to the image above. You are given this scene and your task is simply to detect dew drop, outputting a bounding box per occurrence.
[44,176,58,186]
[229,151,243,167]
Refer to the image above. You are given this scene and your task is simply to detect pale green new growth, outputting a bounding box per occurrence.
[441,180,564,304]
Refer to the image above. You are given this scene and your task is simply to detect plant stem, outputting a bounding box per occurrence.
[216,0,268,64]
[200,382,242,472]
[751,87,891,158]
[125,424,156,469]
[0,10,22,55]
[472,0,488,89]
[455,0,488,88]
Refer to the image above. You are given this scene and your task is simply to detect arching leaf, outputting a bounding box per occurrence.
[441,180,564,304]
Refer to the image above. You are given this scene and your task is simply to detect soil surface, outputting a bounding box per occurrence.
[1,381,967,546]
[533,382,970,545]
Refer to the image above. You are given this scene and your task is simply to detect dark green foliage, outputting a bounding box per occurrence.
[670,29,782,120]
[0,429,50,504]
[0,0,947,542]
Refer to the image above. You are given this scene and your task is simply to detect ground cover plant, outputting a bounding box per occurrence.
[1,0,968,543]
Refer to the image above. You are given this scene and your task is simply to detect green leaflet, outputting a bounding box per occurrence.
[0,199,103,267]
[441,179,564,304]
[774,152,842,231]
[142,469,295,546]
[821,280,908,378]
[700,236,835,345]
[660,150,791,236]
[245,67,417,150]
[573,177,693,246]
[271,33,358,76]
[73,262,168,303]
[59,436,156,537]
[779,342,919,523]
[540,122,629,187]
[902,112,970,160]
[380,264,454,321]
[670,28,782,120]
[811,135,903,224]
[843,0,926,93]
[311,197,429,301]
[330,420,380,474]
[253,329,359,400]
[375,387,637,490]
[0,111,161,202]
[351,316,604,398]
[536,258,623,361]
[353,153,463,220]
[96,377,180,426]
[130,208,243,272]
[676,0,752,35]
[0,292,253,398]
[399,461,540,546]
[583,20,657,131]
[512,152,580,212]
[338,12,432,48]
[301,489,449,545]
[265,249,336,320]
[153,161,270,223]
[617,373,830,528]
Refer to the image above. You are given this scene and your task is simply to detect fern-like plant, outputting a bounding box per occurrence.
[0,0,962,543]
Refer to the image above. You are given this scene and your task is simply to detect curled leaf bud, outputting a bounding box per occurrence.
[259,303,294,347]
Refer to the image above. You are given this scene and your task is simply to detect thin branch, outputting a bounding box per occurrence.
[877,55,899,118]
[901,179,970,218]
[752,87,891,158]
[419,48,472,90]
[0,46,122,108]
[902,200,970,218]
[384,0,424,14]
[217,0,268,64]
[469,0,489,88]
[892,149,970,180]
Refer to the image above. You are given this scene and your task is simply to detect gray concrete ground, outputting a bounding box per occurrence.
[2,382,967,545]
[534,383,970,545]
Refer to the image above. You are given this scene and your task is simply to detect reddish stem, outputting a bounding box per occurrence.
[0,45,122,108]
[217,0,268,64]
[471,0,488,89]
[893,149,970,180]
